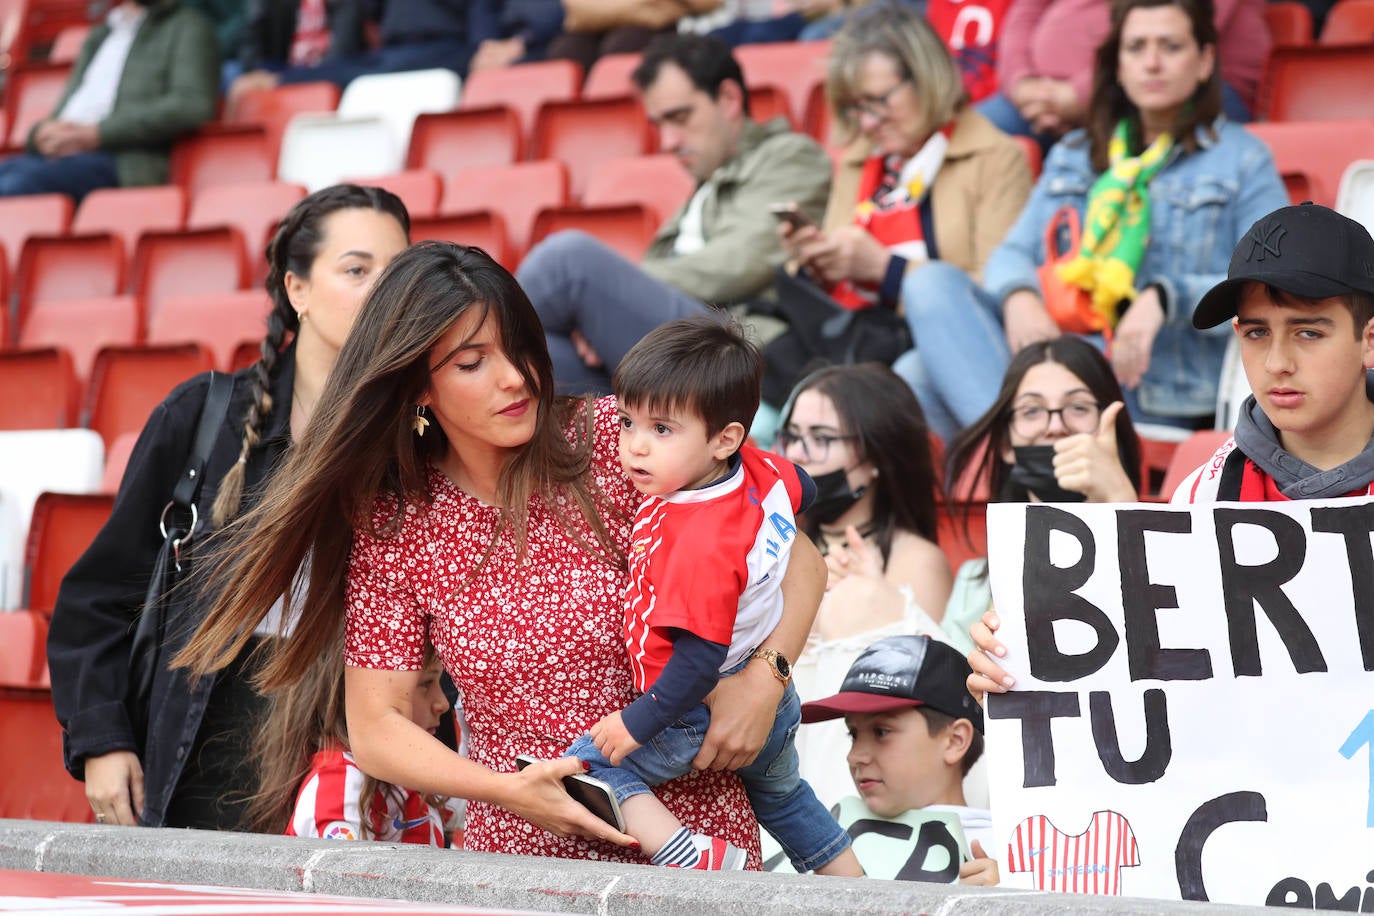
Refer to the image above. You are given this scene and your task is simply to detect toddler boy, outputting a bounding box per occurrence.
[565,314,862,877]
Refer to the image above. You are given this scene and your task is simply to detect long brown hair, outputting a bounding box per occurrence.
[211,184,411,527]
[945,337,1143,546]
[781,363,940,567]
[174,243,623,690]
[1085,0,1222,172]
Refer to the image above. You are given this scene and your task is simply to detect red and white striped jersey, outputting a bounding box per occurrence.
[286,747,457,846]
[1006,810,1140,895]
[623,445,802,692]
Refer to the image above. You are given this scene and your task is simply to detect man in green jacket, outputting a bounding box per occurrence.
[1,0,218,200]
[516,33,832,397]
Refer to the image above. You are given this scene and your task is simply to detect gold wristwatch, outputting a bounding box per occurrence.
[750,647,792,685]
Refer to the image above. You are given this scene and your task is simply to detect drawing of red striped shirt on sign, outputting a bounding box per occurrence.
[1007,810,1140,895]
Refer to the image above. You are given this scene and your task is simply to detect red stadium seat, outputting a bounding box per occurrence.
[583,154,692,225]
[530,204,658,264]
[803,82,833,146]
[100,431,138,493]
[169,125,275,195]
[441,160,568,262]
[411,212,512,269]
[18,295,139,382]
[936,501,988,575]
[0,0,35,71]
[583,52,640,100]
[1160,430,1233,500]
[0,684,94,821]
[0,192,70,276]
[735,41,831,128]
[345,169,442,219]
[747,85,793,129]
[227,80,341,164]
[531,97,654,200]
[1321,0,1374,43]
[1245,120,1374,208]
[0,347,78,429]
[460,59,581,143]
[1266,0,1314,45]
[15,233,124,331]
[147,290,273,372]
[72,185,187,260]
[85,344,214,449]
[46,22,88,63]
[187,181,306,270]
[23,491,112,613]
[4,63,70,149]
[407,106,523,176]
[1257,45,1374,121]
[0,609,47,686]
[130,227,250,331]
[1014,135,1044,180]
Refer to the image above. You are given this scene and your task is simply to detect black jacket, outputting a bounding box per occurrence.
[237,0,369,70]
[47,348,296,827]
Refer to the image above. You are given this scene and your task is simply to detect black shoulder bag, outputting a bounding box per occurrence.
[127,371,234,754]
[754,265,914,406]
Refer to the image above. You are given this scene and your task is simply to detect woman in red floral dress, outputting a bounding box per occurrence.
[178,243,825,863]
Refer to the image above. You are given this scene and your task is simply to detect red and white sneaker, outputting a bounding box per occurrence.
[673,835,747,871]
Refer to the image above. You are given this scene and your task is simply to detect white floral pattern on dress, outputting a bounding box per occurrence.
[345,396,761,864]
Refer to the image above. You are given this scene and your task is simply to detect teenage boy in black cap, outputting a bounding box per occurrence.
[1174,202,1374,502]
[800,635,999,885]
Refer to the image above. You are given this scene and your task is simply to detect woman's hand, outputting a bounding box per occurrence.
[84,750,144,826]
[1002,289,1061,354]
[824,524,884,586]
[504,756,637,846]
[696,660,783,771]
[797,226,892,286]
[967,609,1014,706]
[1052,401,1137,502]
[1111,286,1165,389]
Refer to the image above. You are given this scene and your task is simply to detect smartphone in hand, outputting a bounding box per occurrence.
[514,754,626,832]
[769,202,814,232]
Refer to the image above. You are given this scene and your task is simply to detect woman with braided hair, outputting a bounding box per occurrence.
[48,184,410,830]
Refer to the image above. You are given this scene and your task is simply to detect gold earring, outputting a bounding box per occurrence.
[413,405,430,437]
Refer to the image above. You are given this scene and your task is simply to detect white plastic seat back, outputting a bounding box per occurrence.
[1337,159,1374,234]
[0,428,103,609]
[277,114,400,192]
[337,68,461,169]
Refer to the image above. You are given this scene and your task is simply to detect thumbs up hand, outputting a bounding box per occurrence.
[1051,401,1138,502]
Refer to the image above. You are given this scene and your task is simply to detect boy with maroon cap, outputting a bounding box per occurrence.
[801,635,999,885]
[1176,202,1374,502]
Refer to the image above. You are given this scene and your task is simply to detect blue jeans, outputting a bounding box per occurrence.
[517,231,710,396]
[567,678,851,873]
[893,261,1011,444]
[0,151,119,202]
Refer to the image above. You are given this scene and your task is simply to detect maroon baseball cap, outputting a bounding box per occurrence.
[799,635,983,733]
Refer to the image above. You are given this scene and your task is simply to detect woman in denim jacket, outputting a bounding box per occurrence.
[896,0,1287,442]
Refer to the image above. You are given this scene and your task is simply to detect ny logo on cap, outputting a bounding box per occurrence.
[1244,220,1286,262]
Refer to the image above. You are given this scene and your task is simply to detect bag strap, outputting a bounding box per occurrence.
[171,371,234,511]
[1043,205,1081,260]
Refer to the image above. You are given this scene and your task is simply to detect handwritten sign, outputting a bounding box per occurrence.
[984,499,1374,907]
[764,798,969,881]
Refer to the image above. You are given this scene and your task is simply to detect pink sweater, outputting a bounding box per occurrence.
[994,0,1270,110]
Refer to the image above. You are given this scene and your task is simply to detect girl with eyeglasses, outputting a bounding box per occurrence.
[945,337,1141,701]
[776,363,952,808]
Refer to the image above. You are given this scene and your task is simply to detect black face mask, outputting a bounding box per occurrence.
[807,467,868,524]
[1006,445,1085,503]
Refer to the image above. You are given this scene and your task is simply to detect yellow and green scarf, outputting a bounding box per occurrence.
[1056,121,1173,329]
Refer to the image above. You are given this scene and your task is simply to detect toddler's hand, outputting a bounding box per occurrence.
[590,711,640,766]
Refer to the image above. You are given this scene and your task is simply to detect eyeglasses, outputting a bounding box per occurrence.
[1009,401,1103,438]
[776,429,859,463]
[842,80,911,121]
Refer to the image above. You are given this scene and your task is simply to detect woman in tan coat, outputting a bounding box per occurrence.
[781,2,1031,438]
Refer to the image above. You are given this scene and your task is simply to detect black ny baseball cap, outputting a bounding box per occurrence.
[1193,202,1374,329]
[799,635,983,733]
